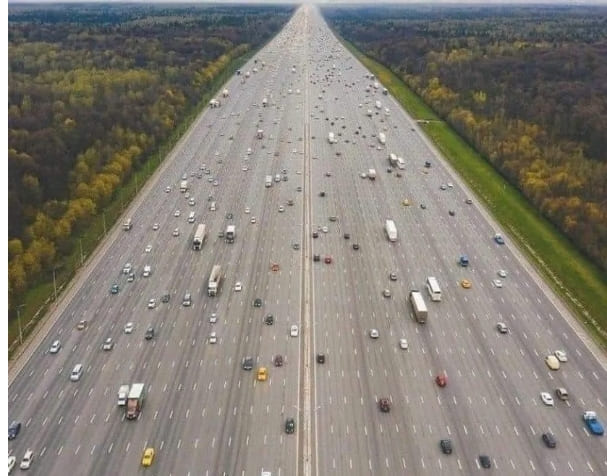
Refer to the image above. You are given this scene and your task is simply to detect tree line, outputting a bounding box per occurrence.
[324,4,607,272]
[8,4,295,310]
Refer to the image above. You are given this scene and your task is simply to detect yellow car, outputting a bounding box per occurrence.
[257,367,268,382]
[402,199,410,207]
[545,355,560,371]
[141,447,155,467]
[461,279,472,289]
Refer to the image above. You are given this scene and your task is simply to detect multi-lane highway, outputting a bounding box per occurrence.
[8,6,607,475]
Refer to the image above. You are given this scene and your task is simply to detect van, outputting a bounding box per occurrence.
[274,174,281,183]
[425,277,442,302]
[70,364,83,381]
[209,202,216,211]
[188,211,196,223]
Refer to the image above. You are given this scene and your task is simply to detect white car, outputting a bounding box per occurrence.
[290,325,299,337]
[244,207,251,214]
[102,338,114,351]
[247,148,252,155]
[164,186,171,193]
[369,329,379,339]
[447,182,454,188]
[209,313,217,324]
[251,217,256,224]
[383,289,391,298]
[8,455,16,473]
[213,180,219,186]
[321,226,329,233]
[145,244,152,253]
[209,332,217,344]
[188,198,195,206]
[19,450,33,470]
[493,279,503,288]
[278,206,285,212]
[361,173,367,179]
[540,392,554,406]
[49,340,61,354]
[554,350,568,362]
[234,282,242,292]
[399,338,409,350]
[147,299,156,309]
[124,322,134,334]
[173,228,180,237]
[174,210,181,217]
[242,166,248,171]
[152,223,159,230]
[497,269,507,278]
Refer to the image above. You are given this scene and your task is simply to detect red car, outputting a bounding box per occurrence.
[379,398,391,412]
[436,374,447,387]
[324,256,332,264]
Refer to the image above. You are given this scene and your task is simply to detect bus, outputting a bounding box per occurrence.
[426,276,442,302]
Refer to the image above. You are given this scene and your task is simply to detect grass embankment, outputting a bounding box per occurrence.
[340,38,607,351]
[8,49,257,356]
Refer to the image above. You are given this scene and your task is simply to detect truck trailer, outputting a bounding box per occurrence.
[126,383,145,420]
[193,224,207,250]
[410,291,428,324]
[385,219,397,242]
[208,265,222,296]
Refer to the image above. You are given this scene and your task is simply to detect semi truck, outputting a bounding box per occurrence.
[193,224,207,250]
[117,384,129,406]
[385,219,397,242]
[410,291,428,324]
[225,225,236,243]
[208,265,222,296]
[378,133,386,145]
[368,168,377,180]
[265,175,273,188]
[126,383,145,420]
[328,132,336,144]
[180,180,188,192]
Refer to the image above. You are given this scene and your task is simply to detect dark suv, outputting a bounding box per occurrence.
[479,455,491,468]
[264,314,274,325]
[145,327,155,340]
[242,357,254,371]
[8,421,21,440]
[316,353,325,364]
[253,298,262,307]
[379,398,391,413]
[285,418,296,434]
[542,432,557,448]
[440,439,452,454]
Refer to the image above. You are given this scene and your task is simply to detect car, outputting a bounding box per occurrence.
[479,455,491,469]
[122,262,132,274]
[292,243,300,250]
[76,320,87,330]
[545,355,560,370]
[208,332,217,344]
[145,244,152,253]
[343,233,350,240]
[497,269,507,278]
[440,439,453,455]
[440,184,447,190]
[110,284,120,294]
[141,447,155,467]
[287,199,294,206]
[313,254,320,262]
[147,298,156,309]
[278,206,285,213]
[172,228,180,237]
[554,350,568,362]
[242,166,248,171]
[8,421,21,440]
[321,226,328,233]
[285,417,296,434]
[402,199,410,206]
[102,338,114,351]
[218,231,224,238]
[188,198,195,206]
[209,313,217,324]
[152,223,160,230]
[378,398,391,412]
[542,432,557,448]
[8,455,16,473]
[383,289,391,298]
[319,191,326,197]
[19,450,33,470]
[265,314,274,325]
[325,171,332,177]
[496,322,509,334]
[145,326,155,340]
[234,281,242,292]
[127,273,135,282]
[316,353,325,364]
[420,203,427,209]
[49,340,61,354]
[242,357,254,371]
[353,243,360,250]
[244,207,251,214]
[448,210,455,216]
[436,374,448,387]
[274,354,284,367]
[324,256,332,264]
[447,182,454,188]
[389,272,397,281]
[556,387,569,401]
[253,298,262,307]
[290,325,299,337]
[460,279,472,289]
[328,215,337,222]
[493,279,503,288]
[213,180,219,186]
[540,392,554,406]
[124,322,134,334]
[399,338,409,350]
[369,329,379,339]
[583,410,605,435]
[250,217,256,224]
[174,210,181,217]
[226,212,233,220]
[360,173,367,179]
[161,293,170,303]
[256,367,268,381]
[465,198,473,204]
[182,293,192,307]
[494,233,505,244]
[312,231,319,238]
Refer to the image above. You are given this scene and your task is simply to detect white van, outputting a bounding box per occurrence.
[426,277,442,302]
[70,364,83,381]
[209,202,217,211]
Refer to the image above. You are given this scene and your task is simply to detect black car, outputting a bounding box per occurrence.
[479,455,491,468]
[242,357,254,371]
[379,398,391,412]
[448,210,456,216]
[226,212,233,220]
[8,421,21,440]
[316,353,325,364]
[285,418,296,434]
[319,191,326,197]
[253,298,262,307]
[145,327,155,340]
[440,439,453,455]
[542,432,557,448]
[352,243,360,250]
[343,233,350,240]
[110,284,119,295]
[420,203,427,209]
[264,314,274,325]
[161,293,170,303]
[313,254,320,262]
[312,232,319,238]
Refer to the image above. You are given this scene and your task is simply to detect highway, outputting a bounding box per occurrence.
[8,6,607,476]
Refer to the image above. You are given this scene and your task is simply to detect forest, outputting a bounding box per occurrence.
[7,4,294,310]
[324,5,607,272]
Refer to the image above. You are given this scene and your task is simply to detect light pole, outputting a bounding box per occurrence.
[16,303,25,345]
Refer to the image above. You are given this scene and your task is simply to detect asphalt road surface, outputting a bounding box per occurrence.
[8,6,607,476]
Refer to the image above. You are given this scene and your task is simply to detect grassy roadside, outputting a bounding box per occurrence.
[8,47,257,356]
[339,37,607,351]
